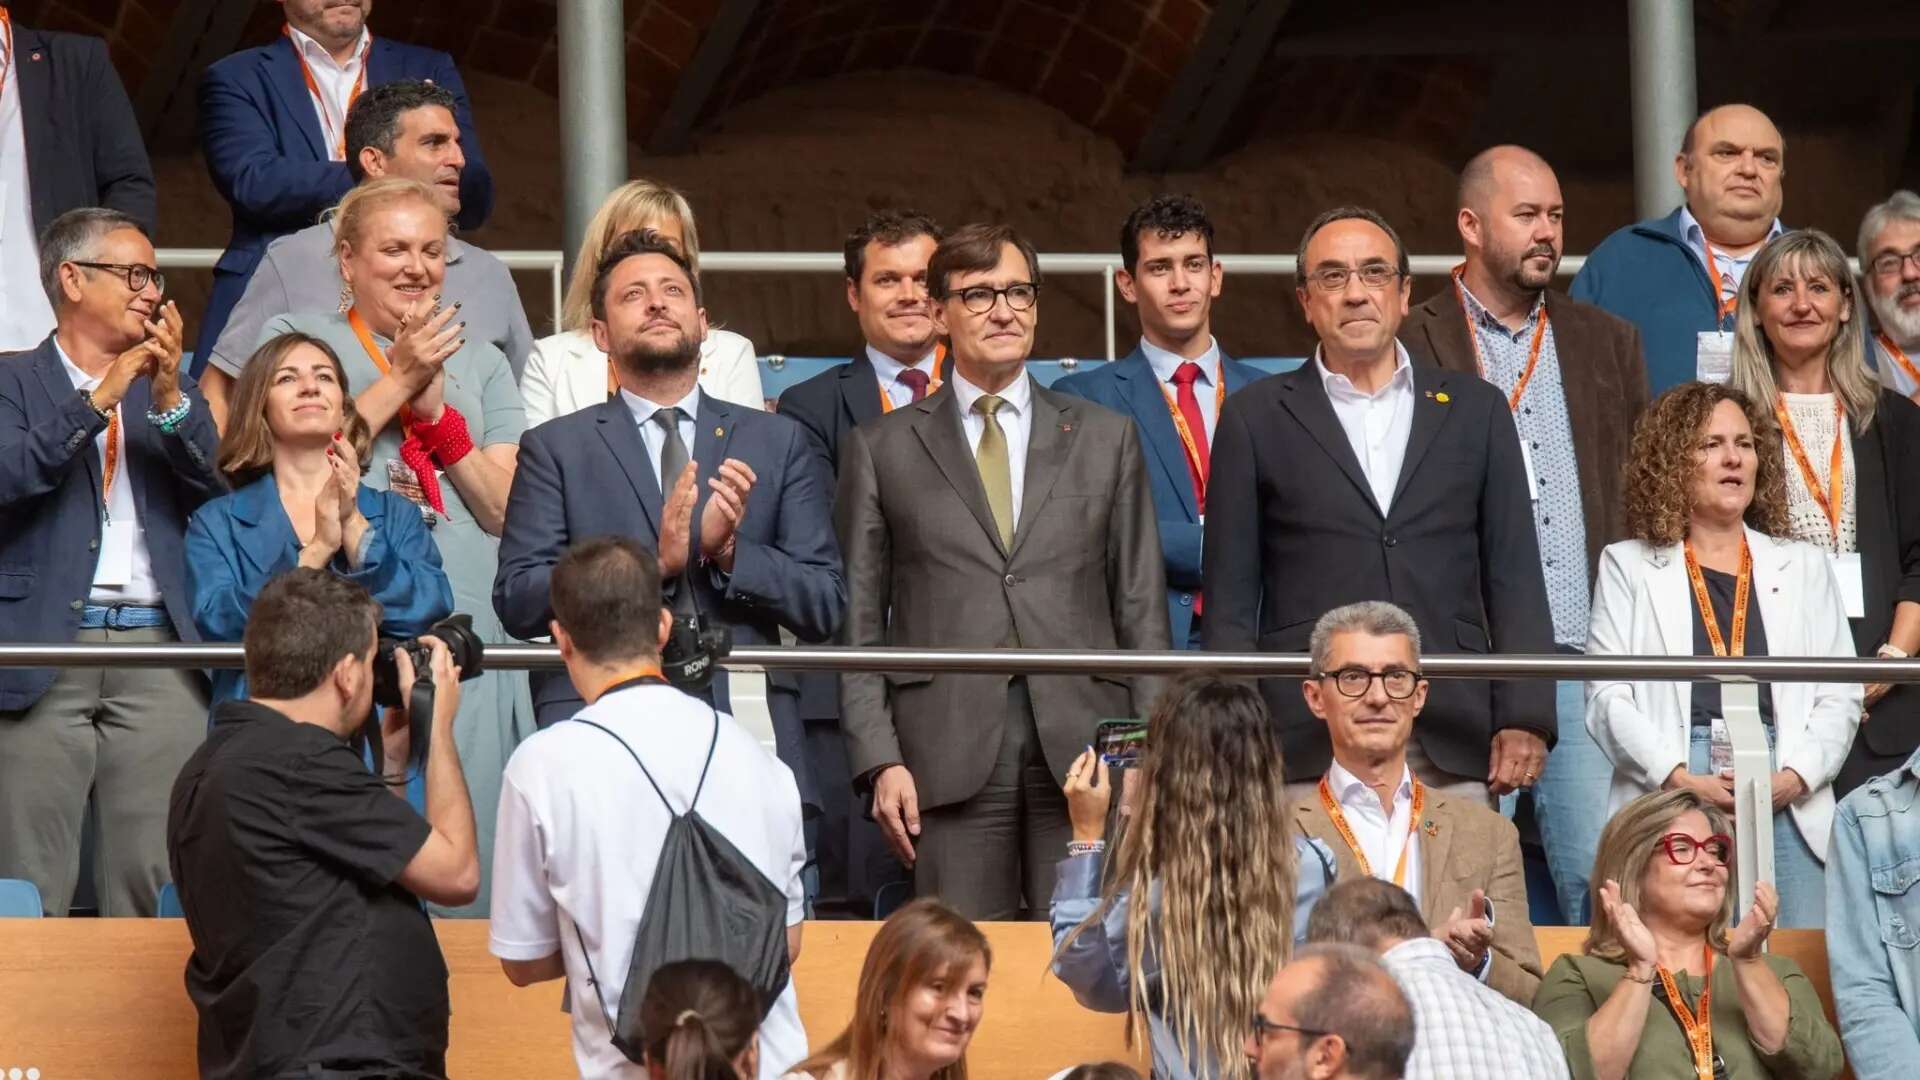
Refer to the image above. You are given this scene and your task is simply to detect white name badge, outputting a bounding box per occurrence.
[1696,331,1735,384]
[386,459,440,527]
[1709,716,1734,776]
[1519,438,1540,503]
[1829,551,1866,619]
[94,517,136,587]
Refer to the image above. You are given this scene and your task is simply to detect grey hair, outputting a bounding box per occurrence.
[1309,601,1422,673]
[1287,944,1417,1080]
[1304,878,1431,952]
[39,207,147,306]
[1858,190,1920,276]
[1294,206,1411,294]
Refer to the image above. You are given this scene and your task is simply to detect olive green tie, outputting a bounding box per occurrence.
[973,394,1014,549]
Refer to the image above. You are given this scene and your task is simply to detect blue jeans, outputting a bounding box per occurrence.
[1531,680,1610,924]
[1686,725,1826,928]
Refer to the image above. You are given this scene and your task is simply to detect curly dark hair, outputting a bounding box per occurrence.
[1120,193,1214,272]
[1622,381,1790,546]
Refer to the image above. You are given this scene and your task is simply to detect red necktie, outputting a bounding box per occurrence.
[897,368,930,403]
[1171,362,1210,619]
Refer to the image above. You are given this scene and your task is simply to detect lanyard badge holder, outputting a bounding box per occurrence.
[1721,680,1773,934]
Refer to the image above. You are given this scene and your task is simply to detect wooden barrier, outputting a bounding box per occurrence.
[0,922,1840,1079]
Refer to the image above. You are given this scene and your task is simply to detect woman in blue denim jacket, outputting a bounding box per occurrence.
[1826,749,1920,1079]
[1050,675,1335,1080]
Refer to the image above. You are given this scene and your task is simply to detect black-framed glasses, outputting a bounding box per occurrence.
[72,261,164,294]
[1315,667,1422,700]
[1251,1012,1329,1043]
[1870,248,1920,277]
[1656,832,1733,867]
[1306,263,1401,293]
[955,282,1039,313]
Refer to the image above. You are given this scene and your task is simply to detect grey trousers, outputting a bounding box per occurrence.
[0,626,208,915]
[913,678,1070,921]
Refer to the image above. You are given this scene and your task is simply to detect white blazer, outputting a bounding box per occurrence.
[1584,529,1862,861]
[519,327,767,428]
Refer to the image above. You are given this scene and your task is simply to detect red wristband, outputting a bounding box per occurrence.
[411,405,474,468]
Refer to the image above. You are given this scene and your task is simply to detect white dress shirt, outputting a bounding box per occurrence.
[1382,938,1570,1080]
[1315,342,1416,513]
[1138,335,1222,442]
[286,25,371,161]
[1678,205,1784,307]
[620,383,701,490]
[57,340,159,604]
[866,344,940,410]
[0,36,55,353]
[950,367,1034,532]
[1325,758,1421,906]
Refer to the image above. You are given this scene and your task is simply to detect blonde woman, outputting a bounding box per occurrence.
[1726,227,1920,795]
[1051,674,1332,1080]
[522,179,764,424]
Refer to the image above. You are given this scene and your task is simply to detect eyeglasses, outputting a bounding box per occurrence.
[1250,1012,1328,1043]
[1870,248,1920,278]
[1656,832,1733,866]
[72,261,164,294]
[1306,264,1401,293]
[954,282,1039,314]
[1315,667,1422,700]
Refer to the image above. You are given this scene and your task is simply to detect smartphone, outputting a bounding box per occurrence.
[1093,719,1147,768]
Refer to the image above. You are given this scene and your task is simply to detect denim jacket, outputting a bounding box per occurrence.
[1048,837,1335,1080]
[1826,748,1920,1079]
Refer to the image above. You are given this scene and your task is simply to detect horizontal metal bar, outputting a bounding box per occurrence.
[0,643,1905,683]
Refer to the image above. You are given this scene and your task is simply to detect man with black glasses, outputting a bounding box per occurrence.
[1289,602,1541,1006]
[1204,206,1555,809]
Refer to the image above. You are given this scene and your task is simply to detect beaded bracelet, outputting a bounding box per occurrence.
[146,396,192,434]
[1066,839,1107,858]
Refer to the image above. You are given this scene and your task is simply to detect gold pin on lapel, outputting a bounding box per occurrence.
[1435,392,1450,403]
[714,427,724,437]
[1422,820,1439,837]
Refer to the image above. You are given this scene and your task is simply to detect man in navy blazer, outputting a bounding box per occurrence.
[494,232,845,819]
[1053,194,1262,648]
[194,0,493,371]
[0,209,223,916]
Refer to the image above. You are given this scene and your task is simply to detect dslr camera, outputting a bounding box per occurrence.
[370,614,485,770]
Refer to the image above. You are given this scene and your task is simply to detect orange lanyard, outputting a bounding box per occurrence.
[0,9,12,95]
[1774,394,1845,544]
[1656,947,1716,1080]
[879,344,947,414]
[1157,359,1226,493]
[1452,267,1549,412]
[1879,332,1920,390]
[1698,236,1741,323]
[348,307,410,429]
[589,664,665,701]
[1683,539,1751,657]
[100,408,120,518]
[1318,775,1424,887]
[285,24,369,160]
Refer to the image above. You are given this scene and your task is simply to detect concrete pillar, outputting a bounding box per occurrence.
[1629,0,1698,219]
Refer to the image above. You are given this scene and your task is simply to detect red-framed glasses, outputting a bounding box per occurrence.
[1656,832,1733,867]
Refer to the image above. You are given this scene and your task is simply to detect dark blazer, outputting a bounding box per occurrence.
[492,394,846,809]
[1202,359,1557,781]
[1050,346,1266,647]
[775,348,954,720]
[1841,391,1920,782]
[0,336,224,711]
[13,24,156,234]
[1401,288,1649,582]
[835,381,1171,810]
[194,32,494,367]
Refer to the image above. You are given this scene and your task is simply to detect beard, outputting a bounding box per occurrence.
[1870,283,1920,346]
[1496,240,1560,293]
[611,329,700,378]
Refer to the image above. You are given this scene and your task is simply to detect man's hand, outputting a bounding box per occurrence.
[1487,728,1547,795]
[656,461,698,578]
[871,764,921,867]
[419,636,463,734]
[699,458,755,571]
[143,301,187,413]
[1663,765,1736,811]
[89,339,160,413]
[1435,888,1494,973]
[1770,768,1808,813]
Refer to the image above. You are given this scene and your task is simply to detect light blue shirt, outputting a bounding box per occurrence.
[620,383,701,489]
[1678,205,1784,318]
[865,344,940,410]
[1825,748,1920,1076]
[1138,336,1222,443]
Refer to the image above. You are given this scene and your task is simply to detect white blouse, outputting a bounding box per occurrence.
[1777,391,1857,554]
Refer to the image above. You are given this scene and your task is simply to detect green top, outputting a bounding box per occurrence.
[1532,952,1843,1080]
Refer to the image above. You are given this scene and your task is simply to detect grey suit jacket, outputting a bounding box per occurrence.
[835,379,1171,810]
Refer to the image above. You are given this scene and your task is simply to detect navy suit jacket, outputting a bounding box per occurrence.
[1051,346,1264,646]
[0,337,224,711]
[493,394,847,808]
[194,32,494,368]
[13,24,156,234]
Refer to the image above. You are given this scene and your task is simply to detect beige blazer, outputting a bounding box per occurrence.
[518,327,767,427]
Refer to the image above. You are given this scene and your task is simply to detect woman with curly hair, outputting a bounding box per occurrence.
[1584,382,1860,926]
[1727,228,1920,795]
[1048,674,1334,1080]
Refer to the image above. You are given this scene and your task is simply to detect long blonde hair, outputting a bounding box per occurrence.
[1729,228,1878,434]
[563,179,701,332]
[1584,789,1735,962]
[1062,675,1298,1080]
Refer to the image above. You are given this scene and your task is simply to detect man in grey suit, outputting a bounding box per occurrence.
[836,222,1170,920]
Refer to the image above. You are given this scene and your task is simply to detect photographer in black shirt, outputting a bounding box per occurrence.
[167,568,479,1080]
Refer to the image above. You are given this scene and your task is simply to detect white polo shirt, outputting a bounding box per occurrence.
[489,681,808,1080]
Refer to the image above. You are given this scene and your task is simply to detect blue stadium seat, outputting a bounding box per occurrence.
[0,878,44,917]
[156,882,184,918]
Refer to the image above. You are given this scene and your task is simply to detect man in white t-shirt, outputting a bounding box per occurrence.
[488,536,807,1079]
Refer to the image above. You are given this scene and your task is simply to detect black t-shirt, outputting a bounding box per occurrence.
[1689,565,1777,728]
[166,699,447,1080]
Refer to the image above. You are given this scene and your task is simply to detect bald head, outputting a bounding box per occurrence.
[1675,105,1784,244]
[1249,944,1415,1080]
[1457,145,1554,214]
[1455,145,1563,302]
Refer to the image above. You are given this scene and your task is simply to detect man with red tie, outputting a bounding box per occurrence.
[1053,194,1264,648]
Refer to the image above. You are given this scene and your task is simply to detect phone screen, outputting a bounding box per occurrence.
[1094,720,1147,767]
